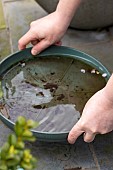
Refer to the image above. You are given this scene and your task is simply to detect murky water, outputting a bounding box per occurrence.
[1,56,106,132]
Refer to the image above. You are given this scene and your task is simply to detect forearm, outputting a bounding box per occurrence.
[104,74,113,102]
[56,0,82,28]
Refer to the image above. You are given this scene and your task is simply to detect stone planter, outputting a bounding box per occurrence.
[36,0,113,30]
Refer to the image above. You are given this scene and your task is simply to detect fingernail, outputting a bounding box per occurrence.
[32,50,39,55]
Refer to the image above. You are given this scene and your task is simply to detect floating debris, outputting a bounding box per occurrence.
[0,103,10,119]
[80,69,85,73]
[36,91,44,97]
[91,69,96,74]
[21,63,26,67]
[50,72,55,75]
[32,104,46,109]
[102,73,107,77]
[91,69,100,75]
[44,83,58,92]
[96,70,100,74]
[57,94,65,101]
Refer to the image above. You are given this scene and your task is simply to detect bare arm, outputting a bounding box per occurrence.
[104,74,113,102]
[56,0,82,28]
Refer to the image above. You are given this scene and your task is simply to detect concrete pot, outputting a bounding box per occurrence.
[36,0,113,30]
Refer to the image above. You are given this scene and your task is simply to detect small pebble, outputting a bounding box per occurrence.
[102,73,107,77]
[96,71,100,74]
[81,69,85,73]
[91,69,96,74]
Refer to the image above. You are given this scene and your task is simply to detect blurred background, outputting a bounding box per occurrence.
[1,0,113,169]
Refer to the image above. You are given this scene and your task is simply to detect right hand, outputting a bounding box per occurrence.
[68,87,113,144]
[18,12,68,55]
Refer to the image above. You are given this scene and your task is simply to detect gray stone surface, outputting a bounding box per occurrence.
[36,0,113,29]
[1,0,113,169]
[3,0,47,52]
[62,29,113,73]
[0,29,11,60]
[74,41,113,73]
[93,133,113,170]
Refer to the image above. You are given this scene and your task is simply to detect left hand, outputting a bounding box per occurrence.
[68,87,113,144]
[18,12,66,55]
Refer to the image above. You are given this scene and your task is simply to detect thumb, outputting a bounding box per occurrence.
[68,121,84,144]
[31,39,52,55]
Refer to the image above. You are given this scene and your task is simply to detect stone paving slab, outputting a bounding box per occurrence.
[27,138,98,170]
[0,0,6,29]
[3,0,47,52]
[93,133,113,170]
[62,29,110,46]
[0,29,11,60]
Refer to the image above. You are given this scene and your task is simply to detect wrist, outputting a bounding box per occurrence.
[56,0,82,28]
[103,74,113,103]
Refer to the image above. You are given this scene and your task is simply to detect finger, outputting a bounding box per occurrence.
[84,132,96,143]
[31,40,39,46]
[31,39,52,55]
[68,122,84,144]
[18,30,36,50]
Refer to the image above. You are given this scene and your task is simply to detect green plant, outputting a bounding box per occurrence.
[0,116,38,170]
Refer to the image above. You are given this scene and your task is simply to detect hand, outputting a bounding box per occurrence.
[18,12,68,55]
[68,87,113,144]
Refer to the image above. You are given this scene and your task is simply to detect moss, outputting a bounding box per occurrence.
[0,29,11,61]
[0,1,6,29]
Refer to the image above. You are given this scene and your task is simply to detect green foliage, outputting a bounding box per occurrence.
[0,116,38,170]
